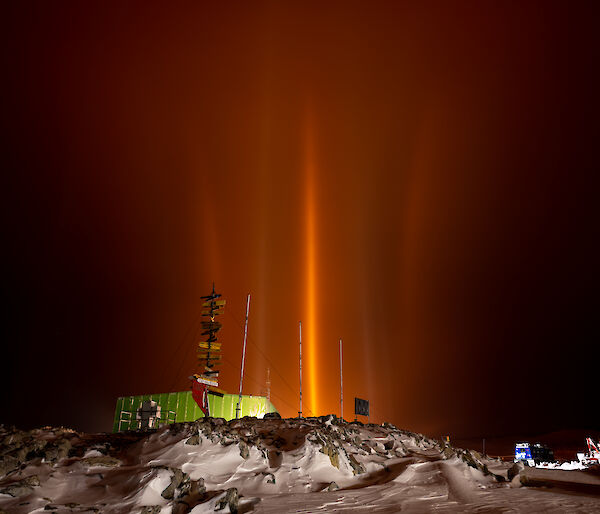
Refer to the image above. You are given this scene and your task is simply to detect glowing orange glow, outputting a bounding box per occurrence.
[7,2,591,441]
[304,115,318,416]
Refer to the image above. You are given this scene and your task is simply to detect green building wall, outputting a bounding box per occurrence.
[113,390,278,432]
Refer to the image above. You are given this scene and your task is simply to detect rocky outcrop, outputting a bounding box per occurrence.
[0,417,512,513]
[81,455,122,467]
[0,474,39,497]
[263,412,281,419]
[161,467,187,500]
[215,487,239,513]
[140,507,162,514]
[348,453,366,475]
[310,430,341,468]
[508,461,525,481]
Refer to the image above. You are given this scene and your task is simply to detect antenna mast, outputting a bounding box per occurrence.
[339,338,343,420]
[299,321,303,418]
[236,293,251,419]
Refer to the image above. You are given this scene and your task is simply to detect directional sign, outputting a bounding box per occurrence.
[201,321,222,330]
[198,342,222,350]
[197,349,221,355]
[201,308,224,316]
[354,397,370,417]
[202,299,226,308]
[198,349,221,359]
[194,375,219,387]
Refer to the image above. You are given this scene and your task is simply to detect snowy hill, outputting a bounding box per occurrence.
[1,416,599,513]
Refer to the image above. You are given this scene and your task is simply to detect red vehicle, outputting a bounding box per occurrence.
[577,438,600,467]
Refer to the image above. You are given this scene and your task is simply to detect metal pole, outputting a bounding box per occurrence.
[339,338,343,420]
[299,321,303,418]
[236,294,251,419]
[266,367,271,401]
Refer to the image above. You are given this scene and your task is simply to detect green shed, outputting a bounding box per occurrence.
[113,390,278,432]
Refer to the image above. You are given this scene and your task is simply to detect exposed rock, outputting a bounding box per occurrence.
[81,455,122,467]
[507,461,525,481]
[360,442,373,454]
[215,487,239,513]
[140,507,162,514]
[185,433,200,445]
[238,440,250,460]
[263,412,281,419]
[394,448,406,458]
[5,446,28,464]
[0,455,19,478]
[0,418,524,512]
[44,439,72,463]
[161,468,187,500]
[313,431,340,469]
[261,472,276,484]
[471,450,483,461]
[0,474,40,498]
[348,454,366,475]
[461,450,481,471]
[166,423,188,436]
[172,478,207,514]
[519,472,551,488]
[442,446,455,460]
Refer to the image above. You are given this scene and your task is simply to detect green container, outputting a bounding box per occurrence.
[113,390,278,432]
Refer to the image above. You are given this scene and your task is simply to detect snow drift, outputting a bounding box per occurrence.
[1,416,599,513]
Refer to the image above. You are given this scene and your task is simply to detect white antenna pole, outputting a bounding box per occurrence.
[266,367,271,401]
[299,321,303,418]
[236,293,251,419]
[339,338,343,420]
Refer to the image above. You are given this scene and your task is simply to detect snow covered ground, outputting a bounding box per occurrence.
[1,416,599,513]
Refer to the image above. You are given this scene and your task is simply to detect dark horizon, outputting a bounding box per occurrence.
[2,1,598,439]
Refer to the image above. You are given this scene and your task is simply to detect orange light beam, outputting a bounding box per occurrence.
[304,121,318,416]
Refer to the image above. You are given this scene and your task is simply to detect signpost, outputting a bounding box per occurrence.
[354,397,369,420]
[191,284,225,416]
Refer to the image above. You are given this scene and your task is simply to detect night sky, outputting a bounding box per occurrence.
[2,2,598,438]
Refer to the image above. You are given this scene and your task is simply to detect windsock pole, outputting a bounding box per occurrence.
[299,321,303,418]
[236,294,251,419]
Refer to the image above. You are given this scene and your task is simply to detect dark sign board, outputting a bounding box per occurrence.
[354,397,369,416]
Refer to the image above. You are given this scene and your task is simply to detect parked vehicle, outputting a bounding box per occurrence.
[577,438,600,467]
[514,442,555,466]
